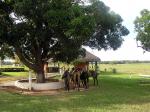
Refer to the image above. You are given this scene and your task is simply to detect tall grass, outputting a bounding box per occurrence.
[100,63,150,74]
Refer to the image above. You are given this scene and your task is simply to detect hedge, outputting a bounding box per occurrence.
[0,68,25,72]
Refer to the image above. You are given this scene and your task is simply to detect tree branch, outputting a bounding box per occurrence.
[15,46,36,71]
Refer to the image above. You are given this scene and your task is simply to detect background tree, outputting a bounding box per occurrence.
[134,9,150,51]
[0,43,14,67]
[84,0,129,50]
[0,0,129,83]
[0,44,14,59]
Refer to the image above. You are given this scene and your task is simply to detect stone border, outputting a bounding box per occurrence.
[15,79,65,90]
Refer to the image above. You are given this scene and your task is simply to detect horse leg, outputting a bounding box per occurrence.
[77,75,80,91]
[83,79,87,89]
[86,77,89,89]
[96,77,98,86]
[93,77,96,86]
[73,75,76,89]
[68,78,70,91]
[64,79,68,90]
[71,77,74,89]
[81,79,84,88]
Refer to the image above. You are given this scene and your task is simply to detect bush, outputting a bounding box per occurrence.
[112,68,117,73]
[0,68,25,72]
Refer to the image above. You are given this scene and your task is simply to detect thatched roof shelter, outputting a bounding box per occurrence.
[75,51,100,72]
[78,51,101,62]
[46,50,100,73]
[47,51,100,63]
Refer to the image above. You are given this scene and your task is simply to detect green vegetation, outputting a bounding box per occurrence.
[100,63,150,74]
[0,0,129,83]
[0,63,149,112]
[134,9,150,52]
[0,73,149,112]
[0,68,25,72]
[0,65,28,79]
[1,72,28,77]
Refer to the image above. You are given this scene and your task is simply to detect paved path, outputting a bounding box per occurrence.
[0,73,61,88]
[0,81,15,87]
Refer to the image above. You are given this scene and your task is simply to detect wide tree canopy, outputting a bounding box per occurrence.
[134,9,150,51]
[0,0,129,82]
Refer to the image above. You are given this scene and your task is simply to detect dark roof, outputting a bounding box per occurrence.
[78,51,101,62]
[47,51,101,63]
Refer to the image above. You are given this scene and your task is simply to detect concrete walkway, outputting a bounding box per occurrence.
[0,73,62,88]
[0,81,15,87]
[0,74,61,87]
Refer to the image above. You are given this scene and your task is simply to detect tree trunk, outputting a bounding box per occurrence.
[15,44,46,83]
[36,70,45,83]
[0,57,2,67]
[35,64,45,83]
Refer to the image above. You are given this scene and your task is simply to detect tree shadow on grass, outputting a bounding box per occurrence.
[0,72,12,77]
[0,75,149,112]
[52,76,150,112]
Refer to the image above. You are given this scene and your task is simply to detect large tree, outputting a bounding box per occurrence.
[0,43,14,67]
[134,9,150,51]
[0,0,129,83]
[0,43,14,59]
[84,1,129,50]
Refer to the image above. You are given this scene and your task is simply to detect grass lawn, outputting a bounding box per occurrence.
[1,72,28,77]
[100,63,150,74]
[0,72,28,83]
[0,63,150,112]
[0,65,29,82]
[0,71,150,112]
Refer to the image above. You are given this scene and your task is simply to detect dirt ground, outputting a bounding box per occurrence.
[0,85,90,96]
[0,74,92,96]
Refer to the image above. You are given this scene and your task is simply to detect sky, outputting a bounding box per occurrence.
[86,0,150,61]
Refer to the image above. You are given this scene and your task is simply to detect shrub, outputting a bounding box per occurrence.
[0,68,25,72]
[112,68,117,73]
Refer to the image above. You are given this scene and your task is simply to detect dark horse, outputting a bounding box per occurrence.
[80,70,89,89]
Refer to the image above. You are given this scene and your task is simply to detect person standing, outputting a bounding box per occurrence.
[62,69,70,91]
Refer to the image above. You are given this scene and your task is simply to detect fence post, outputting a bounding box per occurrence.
[29,70,32,90]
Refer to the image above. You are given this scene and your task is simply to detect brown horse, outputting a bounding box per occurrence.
[70,68,89,90]
[71,70,81,91]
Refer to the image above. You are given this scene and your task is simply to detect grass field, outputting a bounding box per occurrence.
[0,65,30,82]
[0,63,150,112]
[100,63,150,74]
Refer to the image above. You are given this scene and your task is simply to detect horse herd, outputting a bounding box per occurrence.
[62,68,98,91]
